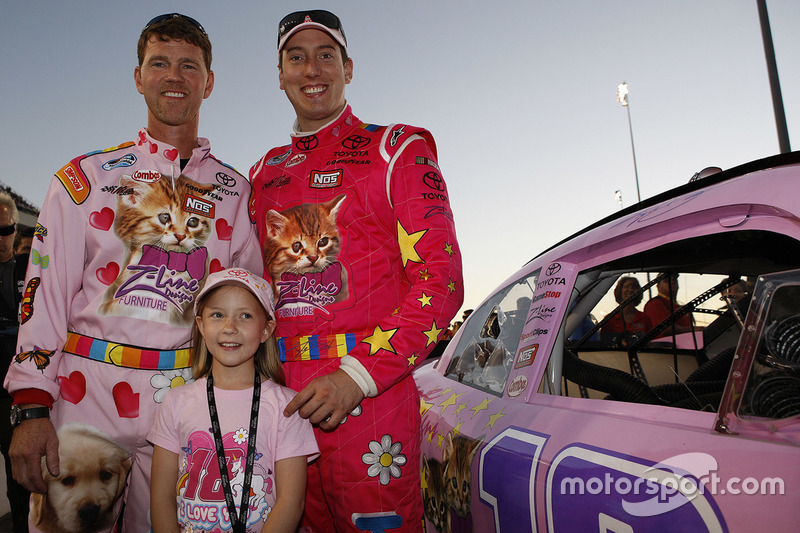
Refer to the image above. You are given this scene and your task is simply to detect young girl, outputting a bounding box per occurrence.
[149,268,319,532]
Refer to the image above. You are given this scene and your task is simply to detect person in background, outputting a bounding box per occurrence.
[644,273,696,335]
[4,14,262,531]
[250,10,463,532]
[601,276,653,346]
[13,226,34,255]
[0,193,30,532]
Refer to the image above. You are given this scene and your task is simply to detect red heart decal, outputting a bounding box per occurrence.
[165,148,178,161]
[112,382,139,418]
[210,258,223,273]
[138,131,147,145]
[149,142,158,154]
[58,371,86,404]
[96,262,120,285]
[216,219,232,241]
[89,207,115,231]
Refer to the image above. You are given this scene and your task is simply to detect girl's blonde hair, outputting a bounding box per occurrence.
[190,286,286,386]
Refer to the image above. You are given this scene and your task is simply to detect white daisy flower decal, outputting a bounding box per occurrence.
[232,427,249,445]
[362,434,406,485]
[151,368,194,403]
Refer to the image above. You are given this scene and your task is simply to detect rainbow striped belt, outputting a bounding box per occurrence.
[63,332,191,370]
[278,332,367,362]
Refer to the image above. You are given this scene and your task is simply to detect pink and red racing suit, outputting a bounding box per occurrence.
[249,106,463,532]
[4,129,263,532]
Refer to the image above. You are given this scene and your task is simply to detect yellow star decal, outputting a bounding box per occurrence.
[420,466,428,491]
[454,403,468,415]
[447,279,457,294]
[407,353,419,366]
[470,397,493,418]
[419,269,433,281]
[444,242,454,256]
[437,433,446,448]
[453,420,465,435]
[397,220,426,267]
[427,429,434,443]
[363,325,398,355]
[439,391,464,416]
[417,292,433,308]
[423,321,444,346]
[420,398,434,415]
[483,407,507,430]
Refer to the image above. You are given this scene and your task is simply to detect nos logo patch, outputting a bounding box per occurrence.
[310,169,343,188]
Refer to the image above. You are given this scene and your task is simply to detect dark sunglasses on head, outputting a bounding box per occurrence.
[0,224,16,237]
[278,10,346,47]
[143,13,207,36]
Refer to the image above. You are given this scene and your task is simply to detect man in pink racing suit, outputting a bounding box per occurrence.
[249,10,463,532]
[4,14,263,532]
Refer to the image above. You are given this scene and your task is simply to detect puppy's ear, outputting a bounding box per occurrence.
[29,492,45,527]
[115,456,133,497]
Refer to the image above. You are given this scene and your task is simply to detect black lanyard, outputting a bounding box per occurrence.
[207,371,261,533]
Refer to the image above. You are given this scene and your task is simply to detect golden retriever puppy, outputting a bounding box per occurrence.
[30,423,132,533]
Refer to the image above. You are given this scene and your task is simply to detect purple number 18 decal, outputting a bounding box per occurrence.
[479,427,548,532]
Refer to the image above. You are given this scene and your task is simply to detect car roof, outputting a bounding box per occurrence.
[528,151,800,265]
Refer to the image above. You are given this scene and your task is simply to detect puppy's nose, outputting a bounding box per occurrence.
[79,503,101,526]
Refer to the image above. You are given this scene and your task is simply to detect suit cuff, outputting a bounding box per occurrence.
[340,355,379,398]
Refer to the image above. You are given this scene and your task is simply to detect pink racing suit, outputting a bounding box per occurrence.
[249,106,463,532]
[4,129,263,532]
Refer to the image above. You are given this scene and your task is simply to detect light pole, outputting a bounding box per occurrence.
[617,82,642,203]
[617,83,651,297]
[757,0,791,153]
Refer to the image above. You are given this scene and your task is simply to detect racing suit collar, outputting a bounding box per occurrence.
[136,128,212,169]
[290,102,352,137]
[289,104,364,151]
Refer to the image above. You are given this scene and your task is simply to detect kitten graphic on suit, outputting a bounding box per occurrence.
[262,194,349,305]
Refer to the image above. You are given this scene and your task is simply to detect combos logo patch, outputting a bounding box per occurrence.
[310,169,343,188]
[514,344,539,369]
[508,375,528,397]
[183,195,215,218]
[131,170,162,183]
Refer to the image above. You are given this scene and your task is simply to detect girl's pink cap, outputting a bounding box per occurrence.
[194,268,275,317]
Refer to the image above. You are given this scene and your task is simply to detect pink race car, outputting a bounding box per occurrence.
[416,153,800,532]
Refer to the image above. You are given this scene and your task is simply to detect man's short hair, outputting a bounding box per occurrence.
[137,14,212,72]
[0,192,19,224]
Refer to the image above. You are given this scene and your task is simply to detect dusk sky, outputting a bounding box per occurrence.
[2,0,798,315]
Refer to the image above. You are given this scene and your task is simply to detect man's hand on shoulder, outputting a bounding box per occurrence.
[10,417,59,493]
[284,368,365,431]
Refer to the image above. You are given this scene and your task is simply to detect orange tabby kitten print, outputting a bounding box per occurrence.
[99,173,214,326]
[262,195,349,312]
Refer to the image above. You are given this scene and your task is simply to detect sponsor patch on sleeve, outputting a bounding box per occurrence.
[55,159,90,204]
